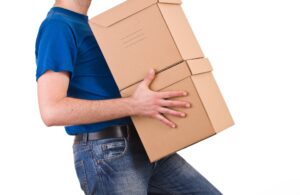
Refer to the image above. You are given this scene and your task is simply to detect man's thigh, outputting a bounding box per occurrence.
[73,137,152,195]
[148,153,223,195]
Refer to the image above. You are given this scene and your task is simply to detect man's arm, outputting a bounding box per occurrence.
[37,69,190,128]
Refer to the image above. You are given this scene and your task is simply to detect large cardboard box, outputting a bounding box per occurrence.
[89,0,204,90]
[121,58,234,162]
[89,0,234,162]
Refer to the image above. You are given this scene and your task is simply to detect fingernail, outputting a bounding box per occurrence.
[181,113,186,117]
[183,91,188,96]
[172,124,176,128]
[186,104,190,108]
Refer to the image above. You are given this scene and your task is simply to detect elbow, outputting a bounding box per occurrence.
[40,107,59,127]
[43,117,55,127]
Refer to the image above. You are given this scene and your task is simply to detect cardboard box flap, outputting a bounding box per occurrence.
[89,0,158,27]
[158,3,204,60]
[191,73,234,133]
[89,0,182,27]
[121,61,191,97]
[149,61,191,91]
[186,58,213,75]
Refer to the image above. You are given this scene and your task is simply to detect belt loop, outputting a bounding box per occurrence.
[82,133,88,145]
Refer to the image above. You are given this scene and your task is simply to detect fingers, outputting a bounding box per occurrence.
[158,90,188,99]
[142,68,155,87]
[159,99,191,108]
[154,107,186,128]
[154,114,176,128]
[158,107,186,118]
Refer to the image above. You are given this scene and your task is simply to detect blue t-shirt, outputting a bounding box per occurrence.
[35,7,133,135]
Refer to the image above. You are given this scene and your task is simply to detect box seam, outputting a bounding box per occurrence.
[190,75,217,132]
[120,59,185,91]
[156,3,184,60]
[90,2,157,27]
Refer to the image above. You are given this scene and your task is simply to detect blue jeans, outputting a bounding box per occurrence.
[72,128,222,195]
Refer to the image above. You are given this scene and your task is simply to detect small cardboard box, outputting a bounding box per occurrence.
[121,58,234,162]
[89,0,204,90]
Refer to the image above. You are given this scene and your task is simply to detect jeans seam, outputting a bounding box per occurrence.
[89,143,106,195]
[75,160,90,195]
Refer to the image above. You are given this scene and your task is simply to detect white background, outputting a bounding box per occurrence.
[0,0,299,194]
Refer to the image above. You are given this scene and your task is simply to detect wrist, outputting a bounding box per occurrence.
[124,97,137,116]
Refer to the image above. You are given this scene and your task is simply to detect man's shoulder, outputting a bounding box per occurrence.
[39,17,72,32]
[35,17,76,52]
[38,12,89,38]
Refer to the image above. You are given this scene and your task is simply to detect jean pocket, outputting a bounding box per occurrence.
[74,160,90,195]
[93,137,128,162]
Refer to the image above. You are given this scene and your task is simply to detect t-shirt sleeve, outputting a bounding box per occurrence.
[35,19,77,81]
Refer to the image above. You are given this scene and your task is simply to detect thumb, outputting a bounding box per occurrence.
[142,68,155,87]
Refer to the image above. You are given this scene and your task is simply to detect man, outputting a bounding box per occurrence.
[35,0,223,194]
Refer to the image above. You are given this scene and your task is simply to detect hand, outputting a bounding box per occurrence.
[129,68,191,128]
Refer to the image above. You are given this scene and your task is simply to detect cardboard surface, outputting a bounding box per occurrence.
[89,0,204,90]
[120,60,191,97]
[121,58,234,162]
[158,3,203,60]
[89,0,234,162]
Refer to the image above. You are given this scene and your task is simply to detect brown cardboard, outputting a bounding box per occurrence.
[89,0,204,90]
[121,58,234,162]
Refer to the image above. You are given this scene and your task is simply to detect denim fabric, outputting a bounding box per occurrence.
[72,128,222,195]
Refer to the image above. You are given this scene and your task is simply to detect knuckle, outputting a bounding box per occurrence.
[160,117,166,123]
[154,98,161,105]
[171,101,178,106]
[170,91,176,97]
[171,91,178,96]
[154,114,160,120]
[162,109,169,115]
[171,110,177,114]
[163,92,170,97]
[178,102,185,107]
[167,110,174,115]
[150,113,155,118]
[154,91,161,97]
[179,100,185,105]
[150,110,158,117]
[166,100,173,106]
[155,105,161,112]
[174,111,181,116]
[165,119,171,125]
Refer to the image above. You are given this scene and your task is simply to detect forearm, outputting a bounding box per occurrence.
[44,96,135,126]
